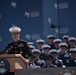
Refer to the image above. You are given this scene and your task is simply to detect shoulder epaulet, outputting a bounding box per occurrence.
[19,40,27,43]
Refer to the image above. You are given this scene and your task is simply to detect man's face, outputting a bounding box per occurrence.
[44,49,50,54]
[38,43,43,49]
[49,38,54,44]
[69,41,75,47]
[46,59,52,65]
[33,53,39,59]
[71,53,76,59]
[11,33,20,41]
[61,47,67,53]
[51,54,58,59]
[55,42,60,48]
[63,39,68,43]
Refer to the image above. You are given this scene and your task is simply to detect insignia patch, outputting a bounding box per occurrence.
[8,48,11,50]
[64,72,71,75]
[64,53,70,58]
[15,50,17,52]
[18,43,24,47]
[55,60,59,64]
[74,60,76,63]
[0,58,10,75]
[15,43,17,45]
[10,46,13,48]
[15,47,17,49]
[20,51,23,54]
[59,70,72,75]
[66,60,69,63]
[6,50,8,53]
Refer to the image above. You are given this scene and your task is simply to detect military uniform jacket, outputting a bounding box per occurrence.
[4,40,33,58]
[58,53,70,66]
[52,59,63,67]
[40,53,54,61]
[48,43,55,49]
[40,53,49,60]
[34,58,46,68]
[43,64,57,68]
[67,58,76,67]
[28,64,41,69]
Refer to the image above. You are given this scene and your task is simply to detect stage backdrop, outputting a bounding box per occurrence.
[43,0,58,41]
[0,0,43,50]
[0,0,76,50]
[58,0,76,38]
[43,0,76,40]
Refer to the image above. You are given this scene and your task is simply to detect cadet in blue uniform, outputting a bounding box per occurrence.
[58,43,70,66]
[29,45,35,51]
[28,63,41,69]
[62,35,69,44]
[30,49,46,68]
[36,39,45,54]
[50,49,63,67]
[67,48,76,67]
[62,35,70,50]
[47,35,56,49]
[44,54,57,68]
[68,37,76,49]
[40,44,51,60]
[53,39,62,50]
[4,26,34,59]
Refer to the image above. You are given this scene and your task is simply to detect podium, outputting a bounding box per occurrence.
[0,54,28,75]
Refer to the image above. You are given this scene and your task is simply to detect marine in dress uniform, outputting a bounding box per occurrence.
[4,26,34,59]
[66,48,76,67]
[47,35,56,49]
[50,49,63,67]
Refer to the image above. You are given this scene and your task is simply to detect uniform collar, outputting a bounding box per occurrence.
[13,40,20,43]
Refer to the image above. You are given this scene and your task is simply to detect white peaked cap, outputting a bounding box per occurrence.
[32,49,40,53]
[59,43,68,47]
[9,26,21,33]
[29,45,35,49]
[63,35,69,39]
[42,44,50,49]
[50,49,58,53]
[69,48,76,53]
[53,39,62,43]
[47,35,55,39]
[36,39,45,43]
[68,37,76,41]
